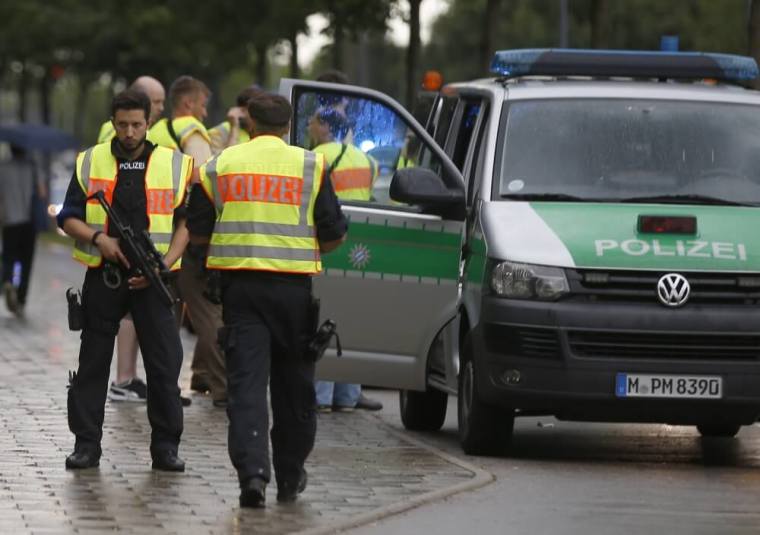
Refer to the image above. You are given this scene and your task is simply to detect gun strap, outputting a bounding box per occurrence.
[326,144,348,181]
[166,119,183,150]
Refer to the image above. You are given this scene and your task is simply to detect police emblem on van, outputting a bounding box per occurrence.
[657,273,690,307]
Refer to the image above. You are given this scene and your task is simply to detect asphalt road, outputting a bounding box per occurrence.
[351,389,760,535]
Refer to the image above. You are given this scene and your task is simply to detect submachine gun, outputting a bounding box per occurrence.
[87,190,177,307]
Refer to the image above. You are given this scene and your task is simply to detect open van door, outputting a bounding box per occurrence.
[279,79,464,390]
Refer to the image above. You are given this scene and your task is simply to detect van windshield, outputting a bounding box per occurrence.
[496,99,760,206]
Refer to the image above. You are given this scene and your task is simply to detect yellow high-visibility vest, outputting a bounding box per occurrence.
[96,119,163,144]
[208,120,250,155]
[96,121,115,144]
[198,135,324,274]
[150,116,210,151]
[313,142,376,201]
[72,142,193,270]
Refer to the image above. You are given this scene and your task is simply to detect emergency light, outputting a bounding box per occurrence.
[490,49,759,82]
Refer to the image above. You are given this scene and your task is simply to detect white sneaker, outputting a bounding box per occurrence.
[109,378,148,402]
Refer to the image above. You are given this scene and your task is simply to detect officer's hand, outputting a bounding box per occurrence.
[96,234,130,269]
[127,275,150,290]
[226,106,245,125]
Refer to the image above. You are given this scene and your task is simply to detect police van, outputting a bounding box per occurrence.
[280,49,760,455]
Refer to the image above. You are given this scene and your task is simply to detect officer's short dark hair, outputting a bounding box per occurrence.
[169,75,210,110]
[316,107,349,139]
[248,93,292,129]
[111,89,151,122]
[236,86,263,107]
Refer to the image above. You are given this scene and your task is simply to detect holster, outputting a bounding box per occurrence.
[66,287,84,331]
[305,298,342,362]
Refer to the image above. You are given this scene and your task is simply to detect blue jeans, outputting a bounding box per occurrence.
[315,381,360,408]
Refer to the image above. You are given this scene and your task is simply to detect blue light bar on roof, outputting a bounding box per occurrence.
[490,48,759,81]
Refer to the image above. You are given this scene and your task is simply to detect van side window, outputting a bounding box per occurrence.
[466,104,489,207]
[449,99,482,172]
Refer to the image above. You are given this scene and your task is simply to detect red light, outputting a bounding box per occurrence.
[638,215,697,234]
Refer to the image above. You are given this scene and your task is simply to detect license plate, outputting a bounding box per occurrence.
[615,373,722,399]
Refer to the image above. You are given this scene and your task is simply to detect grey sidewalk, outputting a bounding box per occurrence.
[0,240,483,534]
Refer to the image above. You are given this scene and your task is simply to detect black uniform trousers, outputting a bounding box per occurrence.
[67,266,184,455]
[221,271,317,488]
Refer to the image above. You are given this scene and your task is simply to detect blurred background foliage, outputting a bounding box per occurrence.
[0,0,757,145]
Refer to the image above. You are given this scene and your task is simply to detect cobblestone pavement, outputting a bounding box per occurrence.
[0,241,483,534]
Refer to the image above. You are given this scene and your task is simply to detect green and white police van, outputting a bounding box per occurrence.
[280,49,760,455]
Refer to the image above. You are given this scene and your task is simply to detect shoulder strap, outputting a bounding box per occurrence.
[326,144,348,179]
[166,119,182,151]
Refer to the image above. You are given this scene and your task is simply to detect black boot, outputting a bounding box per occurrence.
[151,450,185,472]
[240,477,266,508]
[65,448,101,469]
[277,469,307,503]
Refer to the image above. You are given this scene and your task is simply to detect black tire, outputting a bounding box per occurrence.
[696,422,741,438]
[457,335,514,456]
[399,388,448,431]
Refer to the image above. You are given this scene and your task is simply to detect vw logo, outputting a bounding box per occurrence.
[656,273,690,307]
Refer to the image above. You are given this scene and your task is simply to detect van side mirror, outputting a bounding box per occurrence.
[390,167,464,203]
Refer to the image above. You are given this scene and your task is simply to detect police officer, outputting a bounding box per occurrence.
[58,89,193,471]
[208,86,262,156]
[187,93,348,507]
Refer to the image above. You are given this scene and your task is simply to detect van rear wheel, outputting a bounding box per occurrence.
[399,388,448,431]
[696,422,741,438]
[458,336,514,456]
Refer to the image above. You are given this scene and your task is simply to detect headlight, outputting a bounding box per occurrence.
[490,260,569,300]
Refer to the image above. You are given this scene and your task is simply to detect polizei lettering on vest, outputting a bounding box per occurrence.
[217,174,303,205]
[595,239,748,261]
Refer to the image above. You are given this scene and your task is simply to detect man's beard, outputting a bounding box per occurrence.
[115,135,147,156]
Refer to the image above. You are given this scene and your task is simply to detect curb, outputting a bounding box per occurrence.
[298,413,494,535]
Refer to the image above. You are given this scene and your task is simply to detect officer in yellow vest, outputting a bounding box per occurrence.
[208,86,262,156]
[308,107,377,201]
[58,89,193,472]
[187,93,347,508]
[94,75,173,405]
[153,75,229,405]
[96,76,166,144]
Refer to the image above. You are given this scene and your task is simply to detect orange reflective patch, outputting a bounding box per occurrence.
[147,188,175,214]
[86,179,116,204]
[331,167,371,192]
[217,174,303,205]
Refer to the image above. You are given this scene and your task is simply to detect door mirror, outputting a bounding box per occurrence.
[390,168,465,219]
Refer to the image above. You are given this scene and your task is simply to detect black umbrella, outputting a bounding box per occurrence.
[0,123,78,152]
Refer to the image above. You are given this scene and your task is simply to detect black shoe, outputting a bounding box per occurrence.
[190,376,211,394]
[181,395,192,407]
[212,398,228,408]
[151,451,185,472]
[65,449,101,469]
[277,470,307,503]
[355,393,383,411]
[240,477,267,508]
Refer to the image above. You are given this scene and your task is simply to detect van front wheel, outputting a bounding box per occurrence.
[399,388,448,431]
[458,338,514,456]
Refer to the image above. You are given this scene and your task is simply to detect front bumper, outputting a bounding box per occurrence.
[473,297,760,424]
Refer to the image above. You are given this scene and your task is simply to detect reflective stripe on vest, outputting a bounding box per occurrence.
[314,142,373,201]
[203,140,322,274]
[72,143,190,269]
